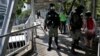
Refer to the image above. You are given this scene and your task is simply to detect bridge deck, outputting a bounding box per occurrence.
[30,19,98,56]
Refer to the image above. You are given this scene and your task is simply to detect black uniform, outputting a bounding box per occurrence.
[70,5,84,54]
[44,10,60,51]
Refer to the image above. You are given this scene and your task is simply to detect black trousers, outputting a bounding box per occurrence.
[48,37,58,48]
[60,21,66,33]
[71,37,80,50]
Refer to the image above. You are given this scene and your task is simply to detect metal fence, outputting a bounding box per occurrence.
[0,12,40,55]
[0,24,40,56]
[95,20,100,56]
[98,38,100,56]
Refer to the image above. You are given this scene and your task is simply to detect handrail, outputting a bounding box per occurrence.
[2,23,40,56]
[0,24,41,38]
[98,34,100,56]
[97,28,100,56]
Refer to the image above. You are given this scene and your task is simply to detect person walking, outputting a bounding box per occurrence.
[59,10,68,34]
[37,10,40,19]
[70,5,84,54]
[84,11,96,48]
[44,3,60,51]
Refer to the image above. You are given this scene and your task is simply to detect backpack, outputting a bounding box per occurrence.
[70,13,83,30]
[46,11,60,28]
[86,17,96,37]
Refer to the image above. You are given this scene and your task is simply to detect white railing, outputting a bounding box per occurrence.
[0,0,38,55]
[0,0,16,56]
[5,11,39,55]
[98,38,100,56]
[0,23,40,56]
[97,28,100,56]
[96,21,100,56]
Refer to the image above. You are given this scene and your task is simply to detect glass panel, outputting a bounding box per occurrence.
[0,15,4,28]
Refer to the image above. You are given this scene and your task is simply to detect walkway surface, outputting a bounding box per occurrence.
[32,18,98,56]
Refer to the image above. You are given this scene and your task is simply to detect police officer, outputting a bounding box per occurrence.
[70,5,84,54]
[44,3,60,51]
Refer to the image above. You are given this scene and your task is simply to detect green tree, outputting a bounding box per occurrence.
[16,0,24,15]
[96,0,100,17]
[16,0,31,15]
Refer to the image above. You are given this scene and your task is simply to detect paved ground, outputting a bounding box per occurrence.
[32,18,98,56]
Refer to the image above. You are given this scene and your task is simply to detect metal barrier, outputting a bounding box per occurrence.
[95,20,100,56]
[97,28,100,56]
[0,24,40,56]
[0,0,38,55]
[98,38,100,56]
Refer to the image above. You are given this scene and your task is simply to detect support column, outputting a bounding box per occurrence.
[92,0,96,19]
[31,0,36,22]
[0,0,18,56]
[31,0,37,53]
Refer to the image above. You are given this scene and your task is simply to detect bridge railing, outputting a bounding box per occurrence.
[0,23,40,56]
[95,20,100,56]
[98,37,100,56]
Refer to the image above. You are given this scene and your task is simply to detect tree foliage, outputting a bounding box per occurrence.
[96,0,100,16]
[24,0,31,4]
[16,0,24,15]
[16,0,31,15]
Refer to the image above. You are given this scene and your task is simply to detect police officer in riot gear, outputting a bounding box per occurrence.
[44,3,60,51]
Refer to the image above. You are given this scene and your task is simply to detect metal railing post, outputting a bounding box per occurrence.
[92,0,96,19]
[31,28,37,54]
[31,0,39,38]
[0,0,18,56]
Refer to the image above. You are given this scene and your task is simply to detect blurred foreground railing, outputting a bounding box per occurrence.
[0,24,40,56]
[96,20,100,56]
[98,29,100,56]
[98,38,100,56]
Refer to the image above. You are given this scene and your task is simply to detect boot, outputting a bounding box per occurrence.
[55,37,60,50]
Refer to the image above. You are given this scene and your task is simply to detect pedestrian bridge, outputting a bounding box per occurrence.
[0,0,100,56]
[0,17,99,56]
